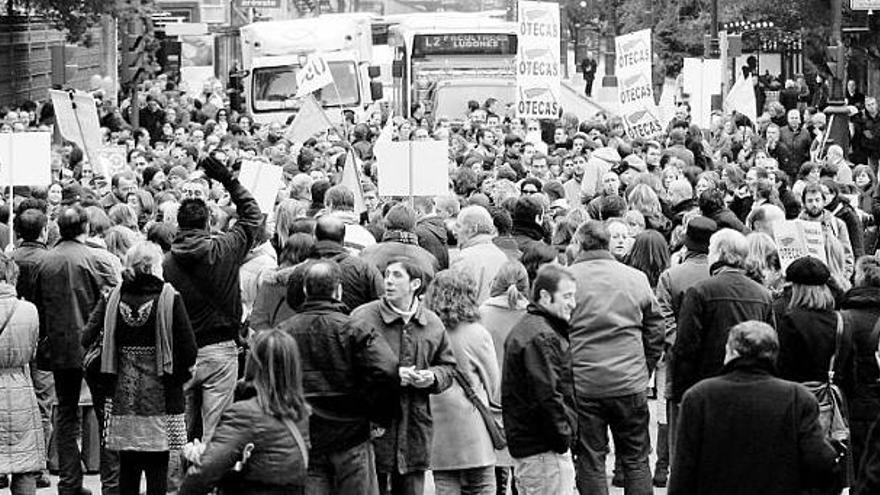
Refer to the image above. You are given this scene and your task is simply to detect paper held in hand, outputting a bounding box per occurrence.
[773,220,828,270]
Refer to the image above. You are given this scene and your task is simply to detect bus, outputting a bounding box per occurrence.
[387,13,517,122]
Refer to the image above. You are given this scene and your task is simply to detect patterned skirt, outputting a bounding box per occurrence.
[105,346,186,452]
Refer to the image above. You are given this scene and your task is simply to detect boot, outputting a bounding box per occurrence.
[0,475,8,489]
[653,422,670,488]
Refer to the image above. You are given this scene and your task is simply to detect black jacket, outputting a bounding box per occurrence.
[671,266,774,402]
[831,199,865,259]
[502,304,577,458]
[285,240,384,314]
[276,298,398,455]
[178,397,308,495]
[669,357,838,495]
[414,216,449,270]
[776,307,838,383]
[839,286,880,471]
[163,180,261,348]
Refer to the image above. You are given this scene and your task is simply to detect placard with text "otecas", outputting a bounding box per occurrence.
[516,1,561,120]
[0,132,52,186]
[615,29,664,140]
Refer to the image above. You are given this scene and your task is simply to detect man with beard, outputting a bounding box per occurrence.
[799,183,855,279]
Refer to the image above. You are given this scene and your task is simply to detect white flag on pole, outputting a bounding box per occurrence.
[724,75,757,124]
[340,151,366,214]
[284,94,334,144]
[295,54,334,98]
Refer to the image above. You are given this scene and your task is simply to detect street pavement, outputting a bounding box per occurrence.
[37,400,669,495]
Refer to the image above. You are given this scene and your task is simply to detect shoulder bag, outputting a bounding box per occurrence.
[0,299,19,339]
[453,367,507,450]
[802,311,850,445]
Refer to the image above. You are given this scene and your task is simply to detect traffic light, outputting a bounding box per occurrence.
[50,44,79,87]
[120,17,157,89]
[826,44,845,81]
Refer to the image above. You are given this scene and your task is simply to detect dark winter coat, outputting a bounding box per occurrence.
[285,240,384,314]
[671,265,774,402]
[350,298,456,474]
[776,307,838,383]
[178,397,309,495]
[839,286,880,471]
[502,304,577,459]
[35,239,119,371]
[414,216,449,270]
[669,357,839,495]
[276,298,398,455]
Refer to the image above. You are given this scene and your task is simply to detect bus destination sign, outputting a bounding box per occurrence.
[413,33,517,57]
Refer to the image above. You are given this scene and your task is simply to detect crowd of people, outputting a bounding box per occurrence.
[1,68,880,495]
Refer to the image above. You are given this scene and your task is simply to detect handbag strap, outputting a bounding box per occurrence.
[0,300,19,339]
[828,311,845,383]
[280,416,309,468]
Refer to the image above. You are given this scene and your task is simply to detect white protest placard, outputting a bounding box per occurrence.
[238,160,284,214]
[95,145,128,179]
[0,132,52,186]
[516,1,561,120]
[295,54,334,99]
[49,89,103,168]
[774,219,828,270]
[615,29,664,140]
[375,140,449,197]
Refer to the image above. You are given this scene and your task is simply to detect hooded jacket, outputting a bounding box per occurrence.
[163,180,262,348]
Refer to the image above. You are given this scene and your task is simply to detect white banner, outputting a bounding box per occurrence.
[516,1,561,120]
[295,54,334,98]
[615,29,664,140]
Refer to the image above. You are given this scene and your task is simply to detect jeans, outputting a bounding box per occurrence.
[185,340,238,442]
[118,451,169,495]
[512,450,575,495]
[306,440,378,495]
[30,366,54,477]
[377,470,425,495]
[433,466,496,495]
[54,369,86,495]
[573,392,653,495]
[85,374,119,495]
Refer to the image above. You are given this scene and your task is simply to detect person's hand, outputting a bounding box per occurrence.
[183,439,206,465]
[199,153,233,184]
[399,366,416,386]
[410,369,436,389]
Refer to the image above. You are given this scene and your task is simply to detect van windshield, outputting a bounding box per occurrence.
[252,61,360,111]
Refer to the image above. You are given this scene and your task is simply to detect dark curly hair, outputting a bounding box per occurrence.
[425,270,481,330]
